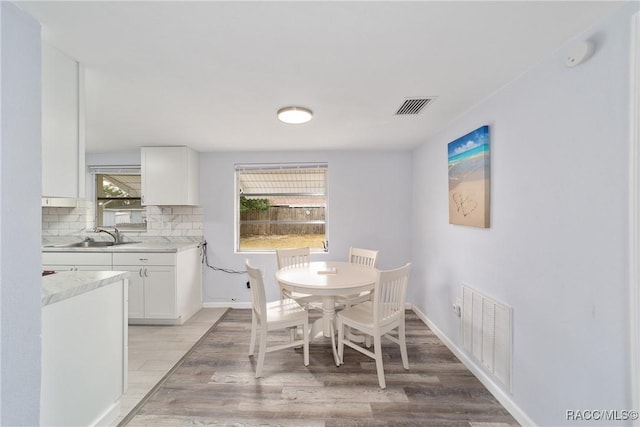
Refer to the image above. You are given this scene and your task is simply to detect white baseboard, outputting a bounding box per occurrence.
[410,305,536,427]
[93,400,120,427]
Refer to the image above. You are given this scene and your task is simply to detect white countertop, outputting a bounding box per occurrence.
[42,241,202,253]
[42,270,130,306]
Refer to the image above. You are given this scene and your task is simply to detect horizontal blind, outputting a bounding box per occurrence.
[236,163,327,197]
[235,163,327,172]
[88,165,140,174]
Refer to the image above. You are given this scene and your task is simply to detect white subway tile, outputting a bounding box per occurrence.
[172,207,193,215]
[146,206,161,215]
[146,214,162,223]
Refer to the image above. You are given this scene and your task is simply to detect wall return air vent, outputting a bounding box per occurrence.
[395,97,435,115]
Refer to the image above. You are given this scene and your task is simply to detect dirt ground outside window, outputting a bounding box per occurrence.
[239,234,325,251]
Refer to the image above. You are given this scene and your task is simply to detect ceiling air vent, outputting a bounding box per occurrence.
[395,97,435,115]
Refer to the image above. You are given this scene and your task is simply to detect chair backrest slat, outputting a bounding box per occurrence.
[373,263,411,323]
[348,247,379,268]
[245,260,267,318]
[276,247,310,270]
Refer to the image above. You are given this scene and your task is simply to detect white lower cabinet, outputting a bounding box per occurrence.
[113,248,201,325]
[118,262,176,320]
[43,247,202,325]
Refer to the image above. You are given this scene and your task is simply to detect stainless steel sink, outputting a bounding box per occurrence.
[46,241,141,248]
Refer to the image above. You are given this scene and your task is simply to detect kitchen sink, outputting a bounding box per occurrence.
[46,241,141,248]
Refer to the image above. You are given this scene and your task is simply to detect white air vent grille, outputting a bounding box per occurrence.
[462,285,512,391]
[395,97,434,115]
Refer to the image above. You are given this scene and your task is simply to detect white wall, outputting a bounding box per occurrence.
[199,150,412,303]
[411,3,639,426]
[0,2,42,425]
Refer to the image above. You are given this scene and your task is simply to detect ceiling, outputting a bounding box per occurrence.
[15,1,626,154]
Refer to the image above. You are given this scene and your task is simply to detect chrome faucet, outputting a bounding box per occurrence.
[94,226,121,243]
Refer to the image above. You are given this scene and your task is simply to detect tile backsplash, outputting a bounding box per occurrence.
[42,203,204,243]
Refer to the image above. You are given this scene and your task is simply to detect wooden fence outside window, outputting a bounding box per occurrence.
[240,206,325,236]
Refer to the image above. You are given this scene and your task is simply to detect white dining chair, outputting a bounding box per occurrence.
[275,248,320,307]
[348,247,379,268]
[336,247,379,307]
[246,260,309,378]
[337,262,411,389]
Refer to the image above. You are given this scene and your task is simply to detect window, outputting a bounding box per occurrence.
[95,172,145,230]
[236,163,328,252]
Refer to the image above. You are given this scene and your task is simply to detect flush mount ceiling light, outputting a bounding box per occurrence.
[277,106,313,124]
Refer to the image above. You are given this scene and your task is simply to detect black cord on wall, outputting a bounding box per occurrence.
[199,241,247,274]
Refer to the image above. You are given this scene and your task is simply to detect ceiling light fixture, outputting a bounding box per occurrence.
[277,106,313,124]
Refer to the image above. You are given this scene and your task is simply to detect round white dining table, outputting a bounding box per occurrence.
[276,261,378,365]
[276,261,377,331]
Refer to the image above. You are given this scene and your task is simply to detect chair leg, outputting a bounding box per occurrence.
[329,320,341,366]
[249,312,257,356]
[365,334,372,348]
[399,320,409,370]
[255,327,267,378]
[303,319,309,367]
[343,302,352,344]
[373,333,386,389]
[337,317,344,365]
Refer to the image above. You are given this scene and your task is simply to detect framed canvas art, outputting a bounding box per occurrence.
[448,125,490,228]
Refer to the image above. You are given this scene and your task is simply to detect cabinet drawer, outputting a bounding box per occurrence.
[43,252,112,266]
[113,252,175,266]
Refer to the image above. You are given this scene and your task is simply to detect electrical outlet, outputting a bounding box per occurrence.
[451,302,461,317]
[452,297,462,317]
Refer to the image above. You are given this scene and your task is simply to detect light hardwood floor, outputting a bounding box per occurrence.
[112,308,228,426]
[122,309,519,426]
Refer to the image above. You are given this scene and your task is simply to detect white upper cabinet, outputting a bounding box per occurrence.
[141,146,199,206]
[41,42,85,199]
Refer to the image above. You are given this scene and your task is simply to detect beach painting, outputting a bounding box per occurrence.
[448,125,490,228]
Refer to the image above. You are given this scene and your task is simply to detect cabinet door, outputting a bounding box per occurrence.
[42,43,80,198]
[143,266,176,319]
[141,146,198,205]
[115,266,145,319]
